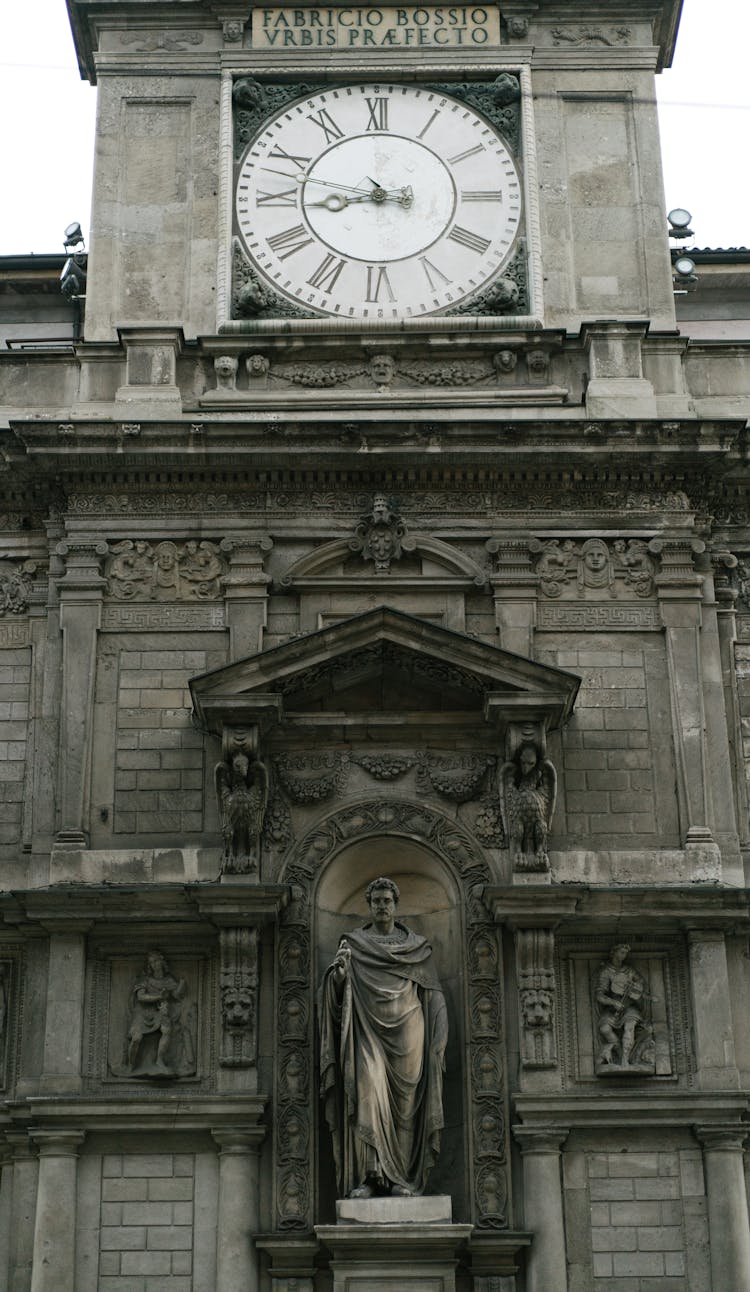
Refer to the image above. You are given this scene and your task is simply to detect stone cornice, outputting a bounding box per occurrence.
[0,883,288,928]
[514,1092,750,1129]
[1,1095,267,1134]
[484,883,750,930]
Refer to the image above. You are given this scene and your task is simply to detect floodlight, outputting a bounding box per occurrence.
[60,256,87,299]
[673,256,696,278]
[667,208,694,239]
[63,222,85,249]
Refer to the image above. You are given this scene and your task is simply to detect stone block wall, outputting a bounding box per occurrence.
[564,1145,711,1292]
[98,1152,195,1290]
[113,648,208,836]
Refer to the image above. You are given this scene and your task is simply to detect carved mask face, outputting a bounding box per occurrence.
[222,987,254,1027]
[519,744,538,776]
[370,356,395,385]
[522,989,552,1027]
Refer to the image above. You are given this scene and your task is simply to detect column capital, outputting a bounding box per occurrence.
[212,1126,265,1154]
[513,1125,568,1155]
[30,1130,85,1157]
[4,1131,36,1160]
[695,1124,748,1152]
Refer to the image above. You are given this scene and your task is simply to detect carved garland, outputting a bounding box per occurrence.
[274,799,509,1232]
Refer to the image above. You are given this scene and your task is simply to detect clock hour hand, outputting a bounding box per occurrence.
[304,186,415,212]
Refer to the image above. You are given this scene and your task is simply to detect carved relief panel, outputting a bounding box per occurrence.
[557,937,692,1087]
[84,939,216,1091]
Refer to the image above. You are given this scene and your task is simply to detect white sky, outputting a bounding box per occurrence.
[0,0,748,256]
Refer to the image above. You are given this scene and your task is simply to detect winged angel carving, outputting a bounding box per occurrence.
[500,741,557,872]
[215,734,269,874]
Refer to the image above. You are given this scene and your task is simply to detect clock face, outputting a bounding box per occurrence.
[235,83,522,320]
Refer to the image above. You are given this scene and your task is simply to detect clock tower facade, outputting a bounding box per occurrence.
[4,2,750,1291]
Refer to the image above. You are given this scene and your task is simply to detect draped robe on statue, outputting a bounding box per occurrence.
[320,923,448,1197]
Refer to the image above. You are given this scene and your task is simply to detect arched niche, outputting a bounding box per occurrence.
[314,836,465,1215]
[272,797,510,1236]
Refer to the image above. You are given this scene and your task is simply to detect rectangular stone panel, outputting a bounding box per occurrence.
[98,1153,194,1287]
[562,95,646,315]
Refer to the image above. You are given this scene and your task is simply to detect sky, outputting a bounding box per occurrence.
[0,0,748,256]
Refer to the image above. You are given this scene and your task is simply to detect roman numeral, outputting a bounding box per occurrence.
[447,143,485,165]
[447,225,491,254]
[256,188,297,207]
[365,265,396,303]
[267,143,311,168]
[267,224,314,260]
[365,97,389,131]
[462,191,504,202]
[419,256,452,292]
[417,109,440,140]
[307,253,347,293]
[307,109,345,143]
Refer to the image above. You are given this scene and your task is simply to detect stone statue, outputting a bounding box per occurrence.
[594,944,655,1075]
[124,950,196,1078]
[319,877,448,1199]
[500,739,557,871]
[215,733,269,874]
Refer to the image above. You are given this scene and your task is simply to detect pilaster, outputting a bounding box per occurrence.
[29,1131,85,1292]
[5,1133,37,1292]
[53,539,108,849]
[219,536,273,659]
[515,928,559,1087]
[687,929,740,1090]
[39,919,91,1095]
[513,1128,569,1292]
[650,537,721,868]
[695,1126,750,1292]
[485,536,539,658]
[582,321,657,418]
[212,1127,265,1292]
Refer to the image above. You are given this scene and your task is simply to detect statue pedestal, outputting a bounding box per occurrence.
[317,1198,471,1292]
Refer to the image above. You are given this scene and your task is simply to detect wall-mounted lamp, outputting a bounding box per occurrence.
[667,208,694,240]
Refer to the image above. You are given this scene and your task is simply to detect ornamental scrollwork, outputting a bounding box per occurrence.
[105,539,224,601]
[425,76,521,152]
[231,240,311,320]
[551,25,631,45]
[0,559,37,616]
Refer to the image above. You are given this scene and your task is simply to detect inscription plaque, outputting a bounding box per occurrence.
[252,5,501,49]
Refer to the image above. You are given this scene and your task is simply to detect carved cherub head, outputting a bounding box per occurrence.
[492,72,521,106]
[233,77,266,110]
[521,988,553,1028]
[246,353,270,379]
[493,348,517,374]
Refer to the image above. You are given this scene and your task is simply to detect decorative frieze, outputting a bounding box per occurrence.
[537,603,660,630]
[105,539,224,601]
[531,537,656,599]
[101,603,225,630]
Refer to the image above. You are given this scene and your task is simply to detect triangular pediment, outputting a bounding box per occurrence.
[190,607,579,734]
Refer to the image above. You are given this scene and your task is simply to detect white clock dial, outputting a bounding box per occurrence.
[235,83,522,320]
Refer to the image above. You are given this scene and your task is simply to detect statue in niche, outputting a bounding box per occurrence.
[594,944,655,1075]
[215,730,269,874]
[123,950,196,1078]
[500,739,557,871]
[319,877,448,1199]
